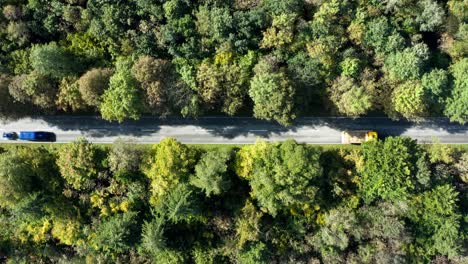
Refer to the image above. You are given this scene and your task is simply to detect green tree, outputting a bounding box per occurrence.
[100,58,143,122]
[421,69,449,112]
[416,0,445,32]
[144,138,197,205]
[196,51,255,115]
[353,203,409,263]
[408,185,461,259]
[358,137,419,203]
[286,52,323,114]
[246,140,322,216]
[391,81,428,120]
[7,48,32,75]
[262,0,302,15]
[63,32,107,62]
[455,152,468,183]
[260,13,296,49]
[89,212,139,255]
[0,147,58,209]
[56,138,101,190]
[131,56,174,114]
[6,21,30,47]
[56,77,86,112]
[235,200,263,247]
[141,216,167,257]
[363,17,405,56]
[108,139,143,178]
[329,76,372,116]
[154,183,201,223]
[445,58,468,124]
[339,57,361,78]
[29,42,81,78]
[195,5,233,51]
[8,71,58,109]
[238,242,270,264]
[384,44,429,82]
[190,149,232,197]
[0,148,36,209]
[249,57,295,126]
[87,1,137,57]
[427,140,455,164]
[309,207,358,260]
[159,14,199,58]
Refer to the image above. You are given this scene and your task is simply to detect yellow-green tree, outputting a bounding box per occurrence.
[144,138,197,205]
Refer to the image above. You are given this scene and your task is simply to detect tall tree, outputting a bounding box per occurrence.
[8,71,58,109]
[358,137,419,204]
[445,58,468,124]
[29,42,81,78]
[328,76,373,117]
[196,51,255,115]
[87,212,140,255]
[249,57,295,126]
[384,44,429,82]
[78,68,113,108]
[143,138,197,205]
[56,77,86,112]
[56,138,101,190]
[108,139,143,178]
[391,81,428,120]
[190,149,232,197]
[245,140,322,216]
[100,58,143,122]
[408,185,461,259]
[0,147,58,209]
[131,56,173,114]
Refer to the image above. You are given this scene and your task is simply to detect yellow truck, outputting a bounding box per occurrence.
[341,130,378,144]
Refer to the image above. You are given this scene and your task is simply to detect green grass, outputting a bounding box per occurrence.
[0,142,465,152]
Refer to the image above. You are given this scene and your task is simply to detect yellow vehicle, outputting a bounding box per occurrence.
[341,130,378,144]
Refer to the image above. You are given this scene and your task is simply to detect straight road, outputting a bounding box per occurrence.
[0,116,467,144]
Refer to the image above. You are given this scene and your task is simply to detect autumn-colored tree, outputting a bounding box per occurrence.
[143,138,197,205]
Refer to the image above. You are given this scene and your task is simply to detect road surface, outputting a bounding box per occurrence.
[0,116,467,144]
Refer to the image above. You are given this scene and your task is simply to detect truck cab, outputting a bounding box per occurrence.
[2,132,18,140]
[341,130,378,144]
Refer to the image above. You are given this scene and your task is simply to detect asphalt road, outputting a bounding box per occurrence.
[0,116,467,144]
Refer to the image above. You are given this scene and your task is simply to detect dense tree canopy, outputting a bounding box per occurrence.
[0,137,466,263]
[0,0,464,124]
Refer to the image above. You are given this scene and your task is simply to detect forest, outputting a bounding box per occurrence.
[0,0,467,125]
[0,137,466,263]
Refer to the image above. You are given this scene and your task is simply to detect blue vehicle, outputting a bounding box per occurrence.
[2,132,18,140]
[19,131,55,142]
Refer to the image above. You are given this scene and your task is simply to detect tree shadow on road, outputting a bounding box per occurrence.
[2,116,466,143]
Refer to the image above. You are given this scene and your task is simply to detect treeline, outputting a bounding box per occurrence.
[0,137,467,263]
[0,0,467,125]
